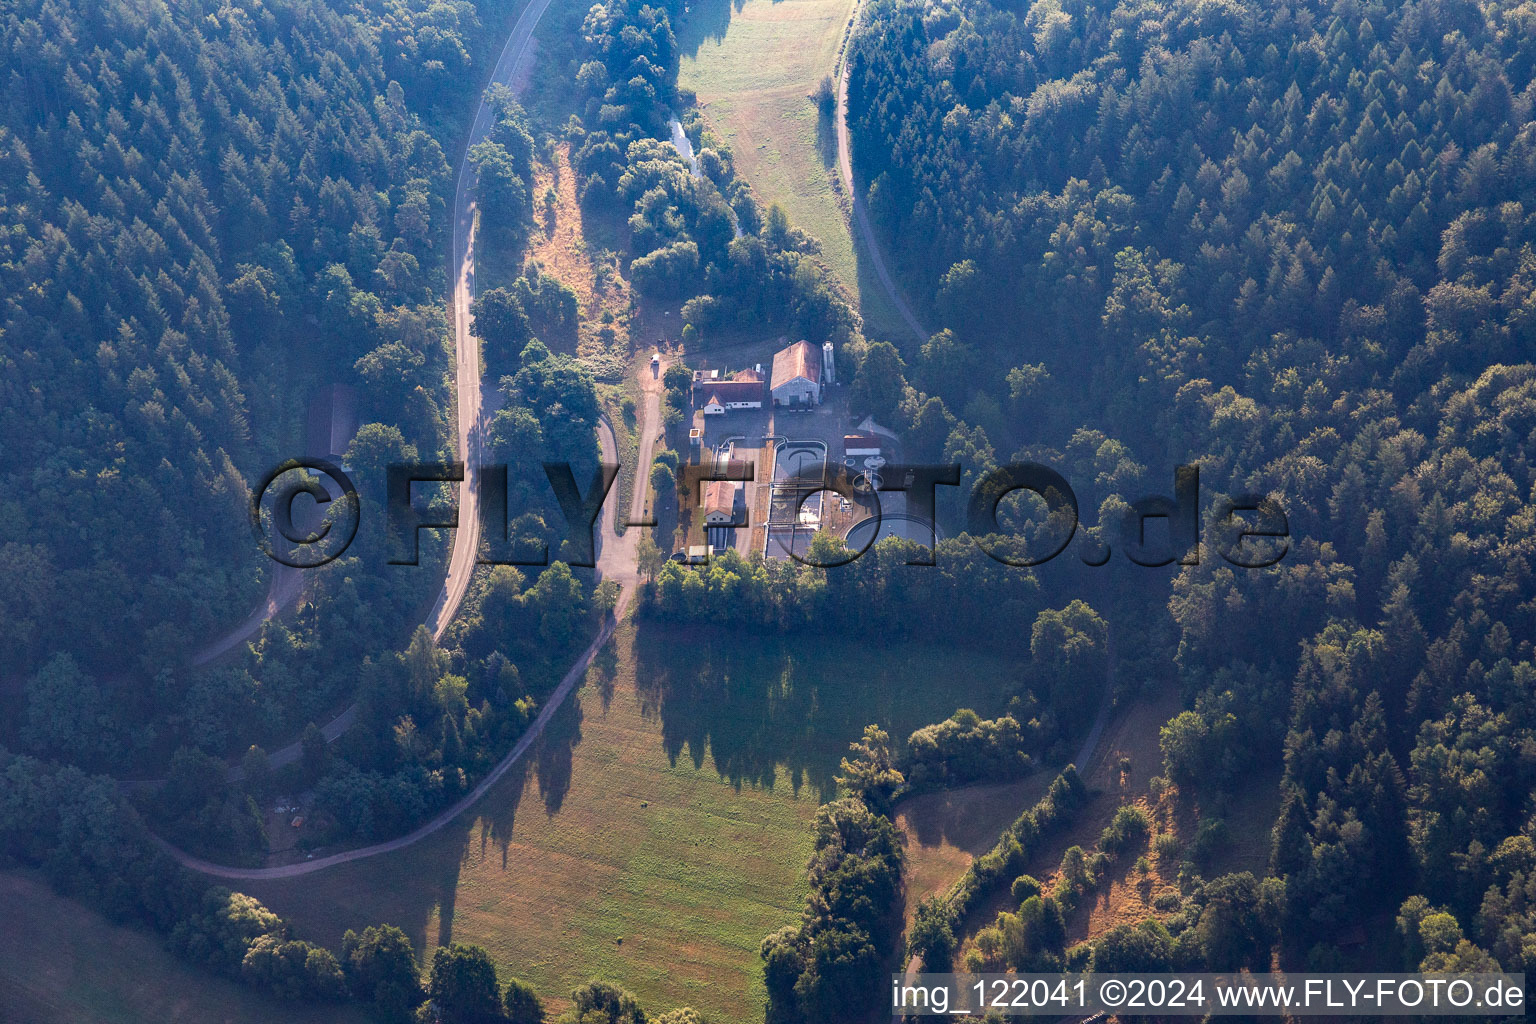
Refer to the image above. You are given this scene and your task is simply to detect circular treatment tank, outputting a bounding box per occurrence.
[843,513,943,549]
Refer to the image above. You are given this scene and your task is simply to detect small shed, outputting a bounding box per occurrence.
[703,480,738,526]
[844,433,881,458]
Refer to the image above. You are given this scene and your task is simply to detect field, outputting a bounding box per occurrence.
[913,685,1285,958]
[677,0,908,340]
[246,620,1022,1023]
[0,871,369,1024]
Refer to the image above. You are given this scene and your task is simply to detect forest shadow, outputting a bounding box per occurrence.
[896,774,1051,852]
[674,0,749,59]
[630,620,978,802]
[477,757,533,870]
[247,813,478,969]
[589,633,620,711]
[245,681,590,961]
[632,622,840,800]
[850,227,915,346]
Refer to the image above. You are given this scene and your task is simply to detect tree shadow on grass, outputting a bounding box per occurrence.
[535,683,583,815]
[479,757,533,870]
[244,684,590,962]
[895,774,1050,853]
[245,818,475,970]
[675,0,747,59]
[631,616,1028,806]
[814,104,838,170]
[589,635,620,712]
[632,621,847,801]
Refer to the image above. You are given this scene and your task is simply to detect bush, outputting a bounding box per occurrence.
[907,897,956,971]
[1154,831,1182,862]
[426,944,503,1023]
[1010,874,1042,905]
[1099,804,1151,857]
[341,924,421,1021]
[902,709,1035,792]
[630,240,701,299]
[811,74,835,116]
[504,977,545,1024]
[1189,817,1229,867]
[240,935,347,1001]
[944,766,1087,922]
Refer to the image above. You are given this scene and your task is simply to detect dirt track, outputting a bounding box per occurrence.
[835,38,929,346]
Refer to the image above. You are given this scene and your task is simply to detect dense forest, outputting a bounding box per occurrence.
[847,0,1536,976]
[0,0,477,770]
[8,0,1536,1018]
[0,0,614,860]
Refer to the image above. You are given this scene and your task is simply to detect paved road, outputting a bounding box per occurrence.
[170,4,1100,884]
[192,564,300,667]
[836,42,929,346]
[162,0,559,804]
[171,400,664,878]
[173,395,659,879]
[191,0,557,782]
[429,0,558,641]
[160,588,633,880]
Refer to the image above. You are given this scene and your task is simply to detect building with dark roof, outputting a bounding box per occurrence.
[692,367,766,414]
[306,384,359,461]
[844,433,881,458]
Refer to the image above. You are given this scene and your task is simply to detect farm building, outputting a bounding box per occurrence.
[692,367,766,414]
[770,340,824,407]
[703,480,739,526]
[704,479,741,553]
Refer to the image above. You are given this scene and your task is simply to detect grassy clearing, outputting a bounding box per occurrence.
[0,871,369,1024]
[246,621,1021,1023]
[525,144,635,363]
[895,774,1057,921]
[677,0,907,340]
[485,142,645,525]
[938,686,1283,957]
[1054,688,1278,940]
[246,622,814,1024]
[524,144,644,527]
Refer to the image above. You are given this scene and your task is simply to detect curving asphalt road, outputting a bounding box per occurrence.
[839,23,1116,965]
[164,0,562,833]
[193,564,301,667]
[169,401,654,879]
[193,0,559,783]
[430,0,559,642]
[170,5,1114,888]
[161,591,634,880]
[172,412,659,879]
